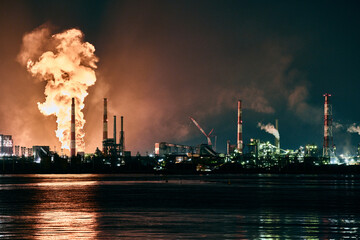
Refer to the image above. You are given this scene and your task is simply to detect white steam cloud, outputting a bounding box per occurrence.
[347,123,360,135]
[257,122,280,140]
[333,122,344,129]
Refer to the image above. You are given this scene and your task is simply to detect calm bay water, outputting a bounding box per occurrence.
[0,174,359,239]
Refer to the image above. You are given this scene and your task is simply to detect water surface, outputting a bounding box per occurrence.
[0,174,359,239]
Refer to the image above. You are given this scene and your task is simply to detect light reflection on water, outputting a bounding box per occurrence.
[0,174,359,239]
[34,210,97,240]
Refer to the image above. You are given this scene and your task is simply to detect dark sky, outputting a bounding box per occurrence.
[0,0,360,154]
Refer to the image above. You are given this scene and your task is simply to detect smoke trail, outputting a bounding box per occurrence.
[347,123,360,135]
[257,122,280,139]
[18,26,98,152]
[333,122,344,129]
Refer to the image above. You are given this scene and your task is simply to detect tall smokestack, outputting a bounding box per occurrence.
[226,140,230,155]
[275,119,280,149]
[323,93,333,157]
[120,116,125,151]
[70,98,76,157]
[103,98,108,150]
[237,100,243,153]
[113,115,117,145]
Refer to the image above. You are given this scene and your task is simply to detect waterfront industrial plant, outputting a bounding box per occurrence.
[1,94,360,174]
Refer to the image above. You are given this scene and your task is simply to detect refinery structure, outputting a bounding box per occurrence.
[1,93,360,173]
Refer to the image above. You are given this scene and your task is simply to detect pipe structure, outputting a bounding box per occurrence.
[237,100,243,153]
[103,98,108,151]
[70,98,76,157]
[113,115,117,145]
[323,93,333,157]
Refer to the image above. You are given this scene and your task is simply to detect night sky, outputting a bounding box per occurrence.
[0,0,359,154]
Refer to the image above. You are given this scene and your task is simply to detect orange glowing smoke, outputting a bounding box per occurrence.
[20,27,98,152]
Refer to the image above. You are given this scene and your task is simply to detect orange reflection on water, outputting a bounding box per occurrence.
[34,210,98,240]
[31,176,99,239]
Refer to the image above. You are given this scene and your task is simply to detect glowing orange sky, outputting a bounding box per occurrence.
[1,1,360,154]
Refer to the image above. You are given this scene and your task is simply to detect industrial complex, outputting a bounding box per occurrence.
[1,93,360,173]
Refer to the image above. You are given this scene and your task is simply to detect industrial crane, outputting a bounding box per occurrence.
[189,117,214,147]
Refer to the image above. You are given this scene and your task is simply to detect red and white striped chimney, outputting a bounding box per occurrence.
[70,98,76,157]
[103,98,108,151]
[237,100,243,153]
[323,93,332,157]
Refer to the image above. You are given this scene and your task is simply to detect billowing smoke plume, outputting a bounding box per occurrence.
[18,26,98,152]
[347,124,360,135]
[257,122,280,140]
[288,86,322,124]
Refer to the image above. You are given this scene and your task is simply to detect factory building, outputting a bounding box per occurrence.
[197,144,217,156]
[33,146,50,163]
[102,99,126,155]
[154,142,217,158]
[305,144,319,157]
[103,115,126,156]
[21,147,26,156]
[155,142,194,156]
[245,139,287,167]
[0,134,13,156]
[15,145,20,156]
[27,148,33,157]
[226,140,237,155]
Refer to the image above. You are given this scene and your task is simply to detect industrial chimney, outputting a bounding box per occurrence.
[226,140,230,155]
[113,115,117,145]
[120,116,125,152]
[323,93,333,157]
[237,100,243,154]
[275,119,280,150]
[103,98,108,151]
[70,98,76,157]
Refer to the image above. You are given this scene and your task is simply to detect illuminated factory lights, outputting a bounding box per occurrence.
[0,134,13,156]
